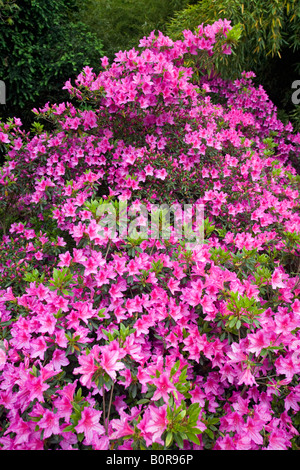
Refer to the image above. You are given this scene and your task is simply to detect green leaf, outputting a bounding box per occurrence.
[174,432,184,448]
[178,365,188,382]
[98,308,106,317]
[189,427,204,434]
[185,432,200,445]
[165,431,173,447]
[72,402,82,413]
[63,424,75,433]
[137,399,150,405]
[171,360,180,377]
[188,404,201,425]
[30,415,42,422]
[205,428,214,439]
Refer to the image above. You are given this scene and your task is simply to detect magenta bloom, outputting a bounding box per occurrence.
[99,346,125,380]
[267,429,290,450]
[147,405,169,443]
[292,299,300,315]
[242,417,264,446]
[38,409,61,439]
[30,336,47,360]
[152,372,176,402]
[0,348,6,370]
[271,268,288,289]
[237,366,257,386]
[110,416,135,439]
[75,407,105,444]
[73,352,98,388]
[27,375,49,402]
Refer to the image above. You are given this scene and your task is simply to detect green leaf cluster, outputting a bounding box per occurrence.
[165,401,202,448]
[49,267,75,296]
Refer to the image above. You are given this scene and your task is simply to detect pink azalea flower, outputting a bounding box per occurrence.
[190,386,206,407]
[266,429,290,450]
[38,409,61,439]
[55,295,69,313]
[54,329,68,348]
[0,348,6,370]
[38,312,57,335]
[81,257,99,276]
[74,351,98,388]
[215,433,236,450]
[144,164,154,176]
[226,411,244,433]
[237,366,257,386]
[284,391,300,412]
[101,56,109,68]
[34,283,50,300]
[57,251,72,267]
[271,267,288,289]
[34,250,43,260]
[30,336,47,360]
[75,407,105,444]
[0,132,10,143]
[51,349,70,370]
[292,299,300,315]
[241,417,264,446]
[10,327,32,350]
[90,434,110,449]
[275,354,297,381]
[147,405,169,443]
[136,412,156,447]
[248,330,269,356]
[227,342,248,363]
[167,277,180,295]
[134,316,150,337]
[155,168,168,180]
[4,415,33,445]
[235,434,253,450]
[152,372,176,402]
[110,415,135,439]
[99,346,125,380]
[26,375,50,403]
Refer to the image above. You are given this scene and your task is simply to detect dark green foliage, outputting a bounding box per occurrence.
[0,0,20,24]
[0,0,104,129]
[78,0,190,60]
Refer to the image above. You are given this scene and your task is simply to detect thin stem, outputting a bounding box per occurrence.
[102,385,107,434]
[149,240,156,257]
[106,382,115,432]
[105,240,111,260]
[240,384,247,397]
[0,220,6,236]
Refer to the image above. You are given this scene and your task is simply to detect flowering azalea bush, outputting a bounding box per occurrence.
[0,19,300,450]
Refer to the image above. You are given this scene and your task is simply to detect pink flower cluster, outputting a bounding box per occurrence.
[0,20,300,450]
